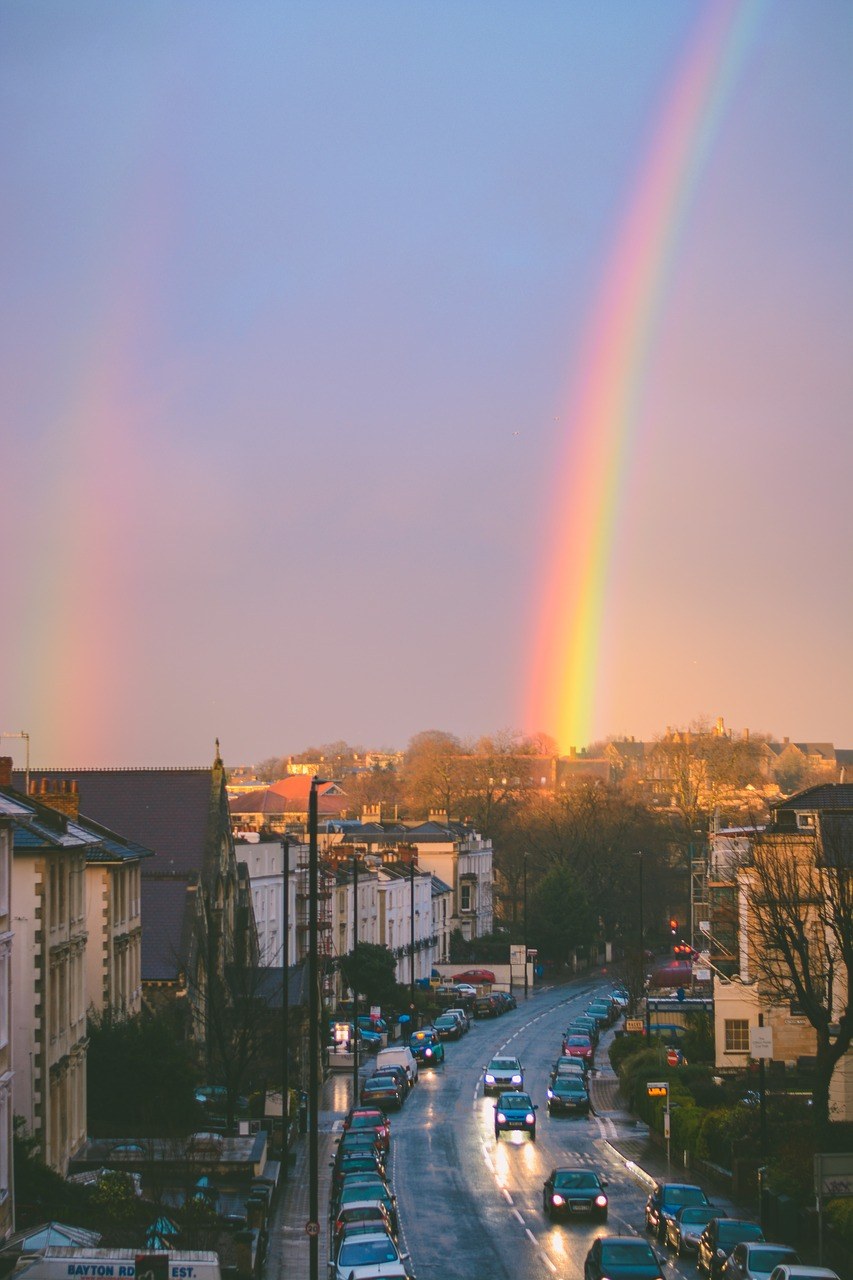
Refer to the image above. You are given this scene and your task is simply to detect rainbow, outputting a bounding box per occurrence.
[526,0,766,753]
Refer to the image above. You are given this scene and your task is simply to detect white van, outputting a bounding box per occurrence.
[375,1045,418,1087]
[14,1249,222,1280]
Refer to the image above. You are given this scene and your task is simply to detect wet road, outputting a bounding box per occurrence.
[384,979,702,1280]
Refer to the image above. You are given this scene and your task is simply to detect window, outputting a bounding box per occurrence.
[460,883,472,912]
[724,1019,750,1053]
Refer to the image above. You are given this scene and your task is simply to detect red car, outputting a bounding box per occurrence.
[342,1108,391,1152]
[452,969,496,984]
[565,1033,594,1063]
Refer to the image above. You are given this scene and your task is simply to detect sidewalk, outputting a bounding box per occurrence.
[264,1068,362,1279]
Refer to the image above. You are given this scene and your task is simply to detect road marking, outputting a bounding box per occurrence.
[513,1209,525,1224]
[502,1188,514,1204]
[525,1228,538,1245]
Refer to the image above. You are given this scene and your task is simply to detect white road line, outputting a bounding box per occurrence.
[541,1254,558,1274]
[525,1228,538,1246]
[513,1209,525,1225]
[502,1188,514,1204]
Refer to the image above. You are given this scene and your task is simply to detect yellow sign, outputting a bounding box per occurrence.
[626,1019,645,1033]
[647,1083,668,1098]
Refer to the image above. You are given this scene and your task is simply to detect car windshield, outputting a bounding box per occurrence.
[554,1172,599,1189]
[348,1114,384,1128]
[567,1036,591,1047]
[338,1239,400,1266]
[718,1222,763,1244]
[680,1208,716,1224]
[601,1242,657,1265]
[664,1187,709,1207]
[555,1079,586,1092]
[489,1059,519,1070]
[748,1248,797,1272]
[499,1093,531,1108]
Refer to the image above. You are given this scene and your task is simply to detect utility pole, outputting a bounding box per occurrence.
[523,853,529,1001]
[307,779,321,1280]
[352,855,359,1104]
[281,836,290,1154]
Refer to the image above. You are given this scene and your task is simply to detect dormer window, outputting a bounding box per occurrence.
[797,813,816,829]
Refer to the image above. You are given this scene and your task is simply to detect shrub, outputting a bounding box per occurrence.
[609,1033,647,1072]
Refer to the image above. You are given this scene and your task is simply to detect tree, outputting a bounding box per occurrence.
[338,942,401,1010]
[87,1007,201,1137]
[742,811,853,1135]
[402,730,463,818]
[255,755,287,783]
[528,864,594,965]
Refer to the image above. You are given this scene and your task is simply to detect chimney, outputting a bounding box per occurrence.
[428,808,448,826]
[783,737,789,746]
[569,747,577,759]
[31,776,80,820]
[0,757,11,787]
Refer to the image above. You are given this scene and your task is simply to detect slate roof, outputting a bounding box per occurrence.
[0,787,153,864]
[12,767,215,876]
[773,783,853,812]
[140,877,196,982]
[250,963,308,1008]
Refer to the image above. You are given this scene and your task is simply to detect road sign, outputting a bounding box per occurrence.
[647,1081,668,1098]
[666,1048,681,1067]
[814,1153,853,1198]
[625,1018,645,1033]
[306,1220,320,1236]
[694,968,712,982]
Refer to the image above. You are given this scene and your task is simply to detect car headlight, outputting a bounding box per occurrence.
[595,1195,608,1207]
[485,1074,495,1084]
[496,1112,506,1123]
[547,1089,554,1099]
[716,1249,726,1258]
[525,1113,535,1124]
[425,1048,433,1057]
[551,1193,565,1206]
[512,1074,522,1084]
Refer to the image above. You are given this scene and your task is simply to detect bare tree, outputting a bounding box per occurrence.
[742,812,853,1134]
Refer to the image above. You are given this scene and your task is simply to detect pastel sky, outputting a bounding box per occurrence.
[1,2,851,768]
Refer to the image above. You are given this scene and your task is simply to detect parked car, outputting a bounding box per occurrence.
[336,1130,387,1166]
[369,1065,408,1099]
[473,994,501,1019]
[584,1236,664,1280]
[445,1007,470,1032]
[767,1269,840,1280]
[664,1205,718,1255]
[328,1226,411,1280]
[550,1057,587,1083]
[452,969,496,984]
[334,1175,397,1231]
[645,1181,712,1240]
[564,1034,594,1064]
[547,1075,591,1116]
[359,1074,404,1110]
[697,1219,765,1279]
[542,1168,608,1221]
[483,1056,524,1094]
[332,1202,397,1248]
[723,1243,800,1280]
[342,1108,390,1152]
[433,1014,462,1041]
[375,1046,418,1087]
[494,1091,537,1140]
[330,1148,387,1194]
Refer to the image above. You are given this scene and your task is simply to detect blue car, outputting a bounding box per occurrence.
[494,1091,537,1140]
[409,1028,445,1066]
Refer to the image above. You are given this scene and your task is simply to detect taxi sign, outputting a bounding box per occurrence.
[647,1081,668,1098]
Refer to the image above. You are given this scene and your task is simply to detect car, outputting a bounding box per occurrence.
[330,1149,387,1194]
[568,1017,600,1043]
[550,1058,587,1082]
[494,1090,537,1140]
[584,1236,665,1280]
[343,1109,391,1152]
[473,995,501,1018]
[433,1013,462,1041]
[587,999,617,1025]
[452,969,496,984]
[547,1075,591,1115]
[409,1029,445,1065]
[445,1007,470,1032]
[359,1075,405,1110]
[369,1064,409,1098]
[483,1056,524,1093]
[645,1181,712,1240]
[564,1034,594,1063]
[328,1226,411,1280]
[697,1219,765,1279]
[664,1204,718,1255]
[336,1131,387,1165]
[334,1175,397,1228]
[767,1269,841,1280]
[450,983,478,998]
[332,1202,397,1248]
[495,990,517,1011]
[542,1167,608,1220]
[357,1014,388,1034]
[723,1243,800,1280]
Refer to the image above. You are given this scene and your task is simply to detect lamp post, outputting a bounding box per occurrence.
[281,835,290,1154]
[523,853,529,1001]
[409,856,416,1020]
[636,851,648,1035]
[352,854,359,1103]
[307,779,322,1280]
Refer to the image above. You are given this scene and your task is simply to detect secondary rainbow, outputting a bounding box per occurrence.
[526,0,766,753]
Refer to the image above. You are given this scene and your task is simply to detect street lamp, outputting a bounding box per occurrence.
[523,853,529,1001]
[307,777,326,1280]
[281,835,290,1155]
[409,856,416,1018]
[635,851,648,1035]
[352,854,359,1103]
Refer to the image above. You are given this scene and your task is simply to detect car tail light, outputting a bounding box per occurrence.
[595,1195,608,1207]
[551,1194,565,1206]
[496,1112,506,1123]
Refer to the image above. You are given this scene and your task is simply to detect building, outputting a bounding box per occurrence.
[0,792,14,1240]
[228,776,348,836]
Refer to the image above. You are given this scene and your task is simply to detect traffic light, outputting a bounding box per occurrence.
[669,917,678,936]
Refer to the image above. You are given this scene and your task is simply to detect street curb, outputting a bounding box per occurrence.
[603,1139,658,1191]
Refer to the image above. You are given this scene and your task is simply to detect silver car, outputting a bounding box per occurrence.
[483,1055,523,1094]
[665,1205,718,1255]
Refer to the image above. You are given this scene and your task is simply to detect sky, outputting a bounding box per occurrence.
[1,1,851,768]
